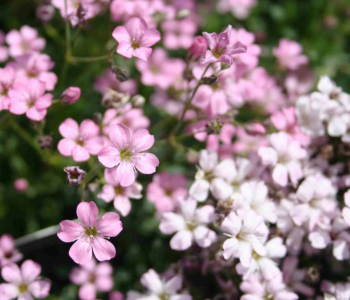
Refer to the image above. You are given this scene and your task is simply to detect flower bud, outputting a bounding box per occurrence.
[206,119,222,135]
[201,75,218,86]
[131,95,145,108]
[61,87,81,105]
[112,66,129,82]
[245,123,266,136]
[36,5,55,23]
[175,9,191,20]
[64,166,86,185]
[102,89,130,108]
[38,134,53,149]
[14,178,28,192]
[189,36,208,60]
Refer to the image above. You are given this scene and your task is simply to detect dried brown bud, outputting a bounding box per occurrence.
[112,66,129,82]
[206,119,222,135]
[201,75,218,86]
[37,135,53,149]
[64,166,86,185]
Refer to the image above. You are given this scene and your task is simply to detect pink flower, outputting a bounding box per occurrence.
[112,17,161,61]
[13,178,28,192]
[189,36,208,59]
[0,65,16,110]
[161,18,197,50]
[201,25,247,65]
[217,0,257,20]
[9,53,57,91]
[98,168,142,216]
[0,235,23,267]
[70,259,113,300]
[5,26,46,57]
[0,260,51,300]
[57,201,123,265]
[8,78,52,121]
[136,48,186,89]
[147,172,188,213]
[98,123,159,187]
[159,199,217,251]
[273,38,308,70]
[61,87,81,105]
[110,291,124,300]
[58,118,103,162]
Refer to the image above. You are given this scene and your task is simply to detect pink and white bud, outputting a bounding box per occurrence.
[61,87,81,105]
[189,36,208,59]
[245,123,266,136]
[14,178,28,192]
[36,5,55,23]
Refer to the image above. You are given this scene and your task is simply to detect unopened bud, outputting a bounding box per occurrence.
[38,134,53,149]
[102,89,130,108]
[206,119,222,135]
[93,112,103,124]
[189,36,208,60]
[36,5,55,23]
[64,166,86,185]
[131,95,145,108]
[245,123,266,136]
[201,75,217,86]
[221,62,231,70]
[61,87,81,105]
[14,178,28,193]
[176,9,191,20]
[113,66,129,82]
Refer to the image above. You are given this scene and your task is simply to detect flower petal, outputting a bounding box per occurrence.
[117,161,136,187]
[21,260,41,284]
[92,237,116,261]
[96,212,123,237]
[109,124,131,151]
[98,146,120,168]
[129,129,154,152]
[69,239,93,265]
[59,118,80,139]
[77,201,99,227]
[132,153,159,174]
[57,220,84,242]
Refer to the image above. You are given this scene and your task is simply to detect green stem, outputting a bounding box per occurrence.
[78,164,103,198]
[69,55,109,63]
[171,64,211,137]
[64,0,72,57]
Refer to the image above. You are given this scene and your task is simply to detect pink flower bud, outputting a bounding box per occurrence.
[61,87,81,105]
[245,123,266,136]
[14,178,28,192]
[189,36,208,59]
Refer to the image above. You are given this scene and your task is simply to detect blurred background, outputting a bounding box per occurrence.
[1,0,350,298]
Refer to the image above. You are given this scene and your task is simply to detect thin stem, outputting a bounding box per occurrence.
[78,164,103,198]
[15,224,61,247]
[69,55,109,63]
[64,0,72,58]
[171,64,211,137]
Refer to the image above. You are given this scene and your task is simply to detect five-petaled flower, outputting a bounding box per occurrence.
[98,123,159,187]
[57,201,123,265]
[112,17,161,61]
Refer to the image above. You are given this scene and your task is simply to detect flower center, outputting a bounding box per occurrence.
[186,220,198,232]
[120,148,132,161]
[131,38,140,50]
[115,185,124,195]
[77,138,84,146]
[18,284,28,294]
[85,226,98,237]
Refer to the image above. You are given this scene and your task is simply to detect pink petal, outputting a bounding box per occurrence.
[126,17,148,41]
[57,220,84,242]
[92,237,116,261]
[117,161,136,187]
[0,283,18,299]
[170,230,193,251]
[98,146,121,168]
[78,283,96,300]
[133,47,152,61]
[97,185,115,203]
[132,153,159,174]
[117,41,133,58]
[21,260,41,284]
[140,29,161,47]
[59,118,80,139]
[77,201,99,227]
[9,100,28,115]
[1,263,21,284]
[69,239,93,265]
[112,26,131,43]
[26,107,47,121]
[80,119,100,140]
[72,145,90,162]
[57,139,76,156]
[84,137,103,155]
[129,129,154,152]
[109,124,131,151]
[96,212,123,237]
[35,94,52,110]
[113,195,132,216]
[95,275,113,292]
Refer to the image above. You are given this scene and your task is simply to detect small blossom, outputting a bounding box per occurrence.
[0,260,51,300]
[6,26,45,57]
[61,87,81,105]
[64,166,86,185]
[126,269,192,300]
[0,235,23,267]
[98,123,159,187]
[37,135,53,149]
[57,201,123,264]
[58,118,103,162]
[13,178,28,193]
[273,38,308,70]
[201,25,247,65]
[112,17,161,61]
[189,36,208,59]
[70,259,113,300]
[159,199,216,251]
